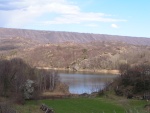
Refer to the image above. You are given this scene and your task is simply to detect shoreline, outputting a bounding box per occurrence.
[36,67,120,75]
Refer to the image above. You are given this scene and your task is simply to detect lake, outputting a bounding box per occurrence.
[59,72,117,94]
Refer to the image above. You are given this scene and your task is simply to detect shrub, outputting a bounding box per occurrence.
[113,64,150,96]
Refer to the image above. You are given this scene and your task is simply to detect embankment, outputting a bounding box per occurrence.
[36,67,120,75]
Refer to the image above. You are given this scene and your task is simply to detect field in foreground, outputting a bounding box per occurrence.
[15,96,150,113]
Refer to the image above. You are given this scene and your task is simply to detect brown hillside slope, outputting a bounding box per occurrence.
[0,27,150,45]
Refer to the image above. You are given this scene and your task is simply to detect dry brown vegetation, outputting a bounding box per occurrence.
[0,58,63,104]
[112,64,150,97]
[1,40,150,72]
[0,28,150,72]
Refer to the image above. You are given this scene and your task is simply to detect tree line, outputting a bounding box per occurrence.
[0,58,59,104]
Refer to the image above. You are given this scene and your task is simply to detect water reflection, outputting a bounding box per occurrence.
[59,73,117,94]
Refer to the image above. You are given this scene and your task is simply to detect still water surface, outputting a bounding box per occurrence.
[59,73,117,94]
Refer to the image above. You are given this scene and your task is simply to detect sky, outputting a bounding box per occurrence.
[0,0,150,38]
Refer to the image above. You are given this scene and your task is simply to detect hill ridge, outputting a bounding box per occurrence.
[0,27,150,45]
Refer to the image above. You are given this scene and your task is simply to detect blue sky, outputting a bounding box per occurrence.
[0,0,150,37]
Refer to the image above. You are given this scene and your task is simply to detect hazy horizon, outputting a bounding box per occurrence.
[0,27,150,39]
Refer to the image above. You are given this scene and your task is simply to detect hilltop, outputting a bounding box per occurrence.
[0,27,150,45]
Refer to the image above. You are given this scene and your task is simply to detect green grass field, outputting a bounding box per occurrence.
[15,96,150,113]
[40,98,124,113]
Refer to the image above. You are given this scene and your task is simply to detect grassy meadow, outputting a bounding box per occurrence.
[15,96,150,113]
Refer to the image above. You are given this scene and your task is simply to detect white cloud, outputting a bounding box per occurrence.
[0,0,126,28]
[111,24,119,28]
[41,13,126,25]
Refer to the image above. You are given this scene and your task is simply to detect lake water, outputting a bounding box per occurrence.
[59,72,117,94]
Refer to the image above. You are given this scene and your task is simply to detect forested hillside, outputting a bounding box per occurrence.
[0,28,150,71]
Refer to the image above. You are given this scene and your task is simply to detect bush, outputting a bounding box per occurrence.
[113,64,150,96]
